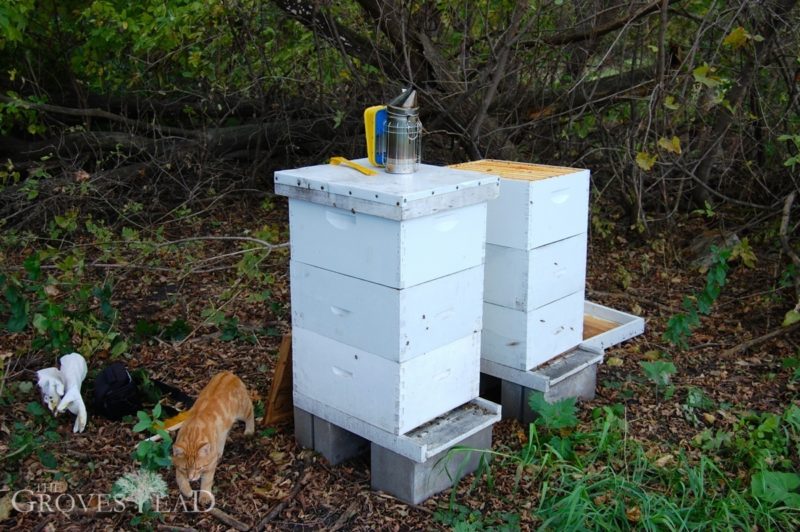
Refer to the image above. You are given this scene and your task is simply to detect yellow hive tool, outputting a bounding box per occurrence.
[329,156,378,176]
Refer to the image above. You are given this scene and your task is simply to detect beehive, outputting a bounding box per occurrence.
[449,160,590,370]
[276,159,499,434]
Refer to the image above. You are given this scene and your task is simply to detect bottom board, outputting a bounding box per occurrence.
[481,300,646,390]
[294,393,500,463]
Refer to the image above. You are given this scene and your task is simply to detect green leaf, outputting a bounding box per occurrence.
[110,339,128,357]
[26,401,46,416]
[23,253,41,280]
[693,63,722,88]
[640,361,677,386]
[6,313,27,332]
[730,238,757,268]
[751,471,800,507]
[663,95,680,111]
[657,136,682,155]
[133,410,152,432]
[528,391,578,430]
[32,313,48,333]
[784,310,800,327]
[155,429,172,444]
[121,226,139,241]
[547,435,574,459]
[38,450,58,469]
[723,26,749,49]
[136,440,152,458]
[162,319,189,341]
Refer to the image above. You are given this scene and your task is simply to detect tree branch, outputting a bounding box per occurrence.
[270,0,395,71]
[779,191,800,305]
[540,0,681,46]
[469,0,529,144]
[0,94,200,139]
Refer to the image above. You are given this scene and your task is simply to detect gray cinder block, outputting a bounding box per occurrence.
[544,361,597,403]
[312,415,369,465]
[293,407,368,465]
[500,362,598,425]
[294,407,314,449]
[370,426,493,505]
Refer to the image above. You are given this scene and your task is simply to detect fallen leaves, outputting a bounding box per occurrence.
[654,454,674,468]
[626,505,642,522]
[0,494,13,521]
[643,350,661,361]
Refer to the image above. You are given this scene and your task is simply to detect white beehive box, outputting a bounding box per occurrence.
[277,160,500,436]
[293,327,481,435]
[276,160,499,289]
[450,160,590,370]
[481,290,585,370]
[287,199,487,288]
[291,261,483,362]
[483,233,587,311]
[453,161,590,250]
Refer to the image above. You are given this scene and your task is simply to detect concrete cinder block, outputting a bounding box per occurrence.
[312,415,369,465]
[370,426,493,505]
[294,407,369,465]
[499,362,598,425]
[294,407,314,449]
[544,361,597,403]
[500,379,525,422]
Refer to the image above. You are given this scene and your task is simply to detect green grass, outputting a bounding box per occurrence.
[438,394,800,531]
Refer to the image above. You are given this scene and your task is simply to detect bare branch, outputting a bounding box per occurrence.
[0,94,200,138]
[540,0,681,46]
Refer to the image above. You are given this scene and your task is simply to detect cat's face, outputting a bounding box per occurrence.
[37,368,65,413]
[173,442,215,481]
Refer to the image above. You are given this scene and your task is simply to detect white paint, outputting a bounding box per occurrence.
[288,199,487,288]
[292,328,481,435]
[290,262,483,362]
[485,169,590,250]
[276,159,499,207]
[481,349,604,391]
[579,301,646,351]
[294,394,501,462]
[481,291,585,370]
[484,233,587,311]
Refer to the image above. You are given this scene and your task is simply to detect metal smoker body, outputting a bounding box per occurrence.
[364,88,422,174]
[385,89,421,174]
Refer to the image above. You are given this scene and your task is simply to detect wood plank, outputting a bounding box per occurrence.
[449,159,583,182]
[264,333,293,426]
[583,314,617,340]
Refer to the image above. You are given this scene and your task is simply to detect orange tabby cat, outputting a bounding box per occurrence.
[173,371,254,503]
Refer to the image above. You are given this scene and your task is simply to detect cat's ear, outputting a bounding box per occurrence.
[173,445,185,457]
[198,443,211,457]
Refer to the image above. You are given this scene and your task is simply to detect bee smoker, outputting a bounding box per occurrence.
[364,88,422,174]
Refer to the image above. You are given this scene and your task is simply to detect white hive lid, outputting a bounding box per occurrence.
[274,158,500,220]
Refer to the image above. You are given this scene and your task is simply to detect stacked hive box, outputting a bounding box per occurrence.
[450,160,590,371]
[275,160,499,435]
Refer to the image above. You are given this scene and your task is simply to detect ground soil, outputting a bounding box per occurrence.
[1,197,797,531]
